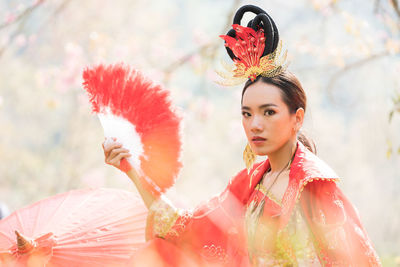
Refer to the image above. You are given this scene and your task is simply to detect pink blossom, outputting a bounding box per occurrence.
[14,34,26,47]
[34,0,45,6]
[4,13,16,24]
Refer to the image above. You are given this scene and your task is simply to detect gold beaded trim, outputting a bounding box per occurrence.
[296,177,340,203]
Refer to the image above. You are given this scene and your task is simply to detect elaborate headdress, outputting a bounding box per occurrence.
[218,5,288,86]
[219,5,289,174]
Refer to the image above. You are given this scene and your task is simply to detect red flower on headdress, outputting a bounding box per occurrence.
[217,24,287,86]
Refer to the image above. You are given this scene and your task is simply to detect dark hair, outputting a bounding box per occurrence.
[224,5,279,60]
[242,71,317,154]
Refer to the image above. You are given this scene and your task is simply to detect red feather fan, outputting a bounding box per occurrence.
[82,64,182,195]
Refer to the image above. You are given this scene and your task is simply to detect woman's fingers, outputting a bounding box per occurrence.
[108,148,130,159]
[109,152,132,167]
[102,137,133,169]
[103,142,123,157]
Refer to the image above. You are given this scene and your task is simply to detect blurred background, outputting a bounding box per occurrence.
[0,0,399,264]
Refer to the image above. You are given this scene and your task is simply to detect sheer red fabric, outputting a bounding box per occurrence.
[134,141,381,266]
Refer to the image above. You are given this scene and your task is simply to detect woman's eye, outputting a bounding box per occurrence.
[264,110,276,116]
[242,111,251,117]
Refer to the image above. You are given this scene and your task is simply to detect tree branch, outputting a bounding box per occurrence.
[0,1,45,31]
[162,0,242,82]
[37,0,73,32]
[326,51,389,104]
[391,0,400,18]
[0,0,72,60]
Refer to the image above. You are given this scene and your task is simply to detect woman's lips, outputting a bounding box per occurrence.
[252,136,267,145]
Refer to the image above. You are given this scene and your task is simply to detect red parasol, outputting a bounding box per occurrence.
[0,188,148,266]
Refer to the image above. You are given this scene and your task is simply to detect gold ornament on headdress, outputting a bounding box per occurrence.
[217,24,288,86]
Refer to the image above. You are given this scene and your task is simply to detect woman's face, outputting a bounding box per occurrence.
[241,81,301,156]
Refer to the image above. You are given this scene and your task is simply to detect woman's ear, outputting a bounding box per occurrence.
[295,108,304,130]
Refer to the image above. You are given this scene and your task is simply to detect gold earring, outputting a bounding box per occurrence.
[243,143,256,174]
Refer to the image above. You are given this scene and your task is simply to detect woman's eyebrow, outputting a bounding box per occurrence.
[241,103,278,110]
[259,103,278,109]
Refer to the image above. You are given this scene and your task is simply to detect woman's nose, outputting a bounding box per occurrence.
[250,116,263,132]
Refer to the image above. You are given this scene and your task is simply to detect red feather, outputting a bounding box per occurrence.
[82,64,182,195]
[220,24,265,68]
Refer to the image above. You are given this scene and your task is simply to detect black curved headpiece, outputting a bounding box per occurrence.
[224,5,279,61]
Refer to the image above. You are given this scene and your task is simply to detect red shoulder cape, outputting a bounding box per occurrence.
[229,141,339,227]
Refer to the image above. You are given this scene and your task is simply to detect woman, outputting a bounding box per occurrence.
[103,5,381,267]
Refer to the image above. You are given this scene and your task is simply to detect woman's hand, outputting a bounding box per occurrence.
[102,137,132,170]
[102,137,155,208]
